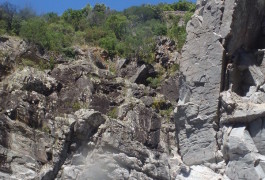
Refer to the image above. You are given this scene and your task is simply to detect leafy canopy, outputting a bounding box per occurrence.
[0,1,195,60]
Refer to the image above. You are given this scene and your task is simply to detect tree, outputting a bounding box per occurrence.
[157,3,174,11]
[43,12,59,23]
[99,35,117,58]
[89,4,107,26]
[11,15,21,35]
[93,4,106,13]
[18,7,36,20]
[124,5,160,22]
[0,2,17,32]
[62,9,84,31]
[82,4,92,16]
[172,0,196,12]
[106,14,128,40]
[47,22,74,49]
[153,23,167,36]
[20,18,48,48]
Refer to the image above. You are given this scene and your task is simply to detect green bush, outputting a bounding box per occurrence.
[157,3,174,11]
[160,106,173,122]
[72,102,82,111]
[107,107,118,119]
[62,9,84,31]
[124,5,161,22]
[41,124,50,134]
[93,4,106,13]
[147,77,162,89]
[106,14,128,40]
[21,58,55,71]
[84,26,108,43]
[99,36,117,58]
[184,11,194,25]
[0,20,7,35]
[152,99,167,110]
[62,47,76,58]
[153,23,167,36]
[169,63,179,75]
[172,0,196,12]
[47,22,74,48]
[20,18,48,47]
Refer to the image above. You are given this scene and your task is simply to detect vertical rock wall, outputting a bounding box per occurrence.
[175,0,225,166]
[176,0,265,179]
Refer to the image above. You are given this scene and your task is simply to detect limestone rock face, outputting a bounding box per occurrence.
[175,0,265,179]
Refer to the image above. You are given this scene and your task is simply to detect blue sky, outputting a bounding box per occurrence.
[0,0,196,15]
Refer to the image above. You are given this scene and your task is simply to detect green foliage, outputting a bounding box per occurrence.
[152,98,173,122]
[20,18,74,52]
[153,23,167,36]
[169,63,179,75]
[20,18,49,47]
[152,99,167,110]
[84,26,108,43]
[0,20,7,34]
[0,2,16,32]
[160,106,174,122]
[49,57,55,70]
[90,4,107,26]
[72,102,82,111]
[157,3,174,11]
[105,60,117,75]
[0,3,36,35]
[167,10,194,51]
[106,14,128,40]
[184,11,194,24]
[43,12,60,23]
[21,58,55,71]
[21,58,35,67]
[10,15,21,35]
[62,8,84,31]
[41,124,50,134]
[47,22,74,48]
[147,66,165,88]
[62,47,76,58]
[147,77,162,89]
[172,0,196,12]
[168,26,187,51]
[18,7,36,20]
[93,4,106,13]
[99,35,117,58]
[0,1,196,60]
[107,107,118,119]
[124,5,161,22]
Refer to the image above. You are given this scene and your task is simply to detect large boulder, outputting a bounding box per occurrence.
[74,109,106,140]
[130,64,155,85]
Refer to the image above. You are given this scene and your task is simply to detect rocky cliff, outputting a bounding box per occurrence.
[1,0,265,180]
[0,35,180,180]
[176,0,265,179]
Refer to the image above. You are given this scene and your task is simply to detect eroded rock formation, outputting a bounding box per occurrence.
[0,36,179,179]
